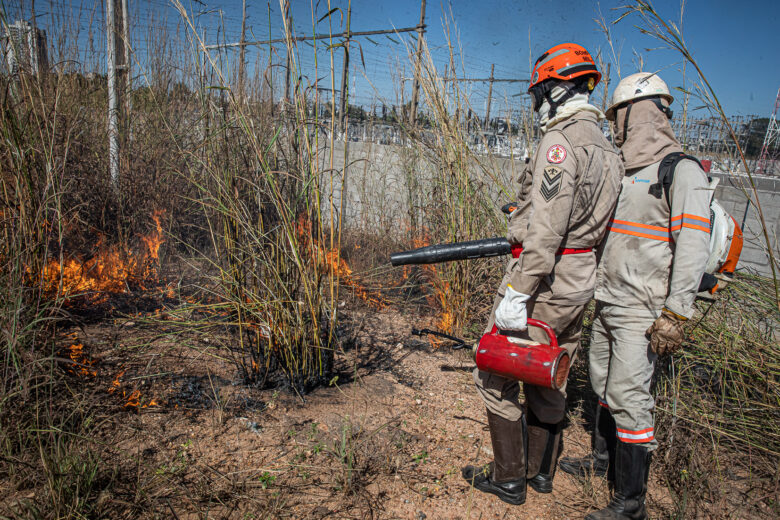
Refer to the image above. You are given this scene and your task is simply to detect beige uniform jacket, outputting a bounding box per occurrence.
[506,159,533,245]
[505,110,624,305]
[594,159,712,318]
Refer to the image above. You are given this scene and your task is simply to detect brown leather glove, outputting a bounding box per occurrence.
[646,309,687,356]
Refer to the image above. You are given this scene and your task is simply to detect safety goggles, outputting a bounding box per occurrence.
[528,82,551,113]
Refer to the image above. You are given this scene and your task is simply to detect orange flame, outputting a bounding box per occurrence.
[40,211,166,299]
[108,369,125,394]
[296,214,386,308]
[321,249,386,308]
[434,281,453,331]
[141,211,165,271]
[405,230,454,341]
[110,367,159,409]
[65,343,97,377]
[123,389,159,409]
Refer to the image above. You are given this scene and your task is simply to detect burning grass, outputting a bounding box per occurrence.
[0,2,777,518]
[297,214,387,310]
[39,211,167,302]
[63,342,97,378]
[396,232,467,341]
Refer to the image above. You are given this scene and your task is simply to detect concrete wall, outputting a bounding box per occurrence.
[323,141,780,278]
[323,140,520,233]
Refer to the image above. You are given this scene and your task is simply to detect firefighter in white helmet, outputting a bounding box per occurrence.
[558,72,713,520]
[462,43,623,506]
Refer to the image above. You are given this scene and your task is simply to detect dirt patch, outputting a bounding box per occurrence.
[1,303,700,519]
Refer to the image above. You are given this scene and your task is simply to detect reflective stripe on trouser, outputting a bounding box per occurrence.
[589,302,660,450]
[474,298,586,424]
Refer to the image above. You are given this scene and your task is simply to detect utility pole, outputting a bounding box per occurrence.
[601,63,610,113]
[448,51,459,124]
[199,28,210,165]
[409,0,426,125]
[283,1,291,106]
[340,1,353,236]
[485,63,494,129]
[266,1,274,116]
[339,3,351,132]
[106,0,119,186]
[105,0,130,187]
[238,0,247,99]
[120,0,130,150]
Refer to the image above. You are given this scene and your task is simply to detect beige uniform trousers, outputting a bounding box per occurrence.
[473,108,621,426]
[589,302,660,449]
[473,275,588,425]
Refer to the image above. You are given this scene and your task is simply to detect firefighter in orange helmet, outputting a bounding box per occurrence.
[462,43,624,505]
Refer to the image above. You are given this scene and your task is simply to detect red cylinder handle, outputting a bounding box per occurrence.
[525,319,558,348]
[490,319,559,348]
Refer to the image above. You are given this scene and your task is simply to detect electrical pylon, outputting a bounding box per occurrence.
[756,87,780,176]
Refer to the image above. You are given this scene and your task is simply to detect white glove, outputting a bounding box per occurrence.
[494,285,531,331]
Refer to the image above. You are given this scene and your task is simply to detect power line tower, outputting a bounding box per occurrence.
[756,87,780,176]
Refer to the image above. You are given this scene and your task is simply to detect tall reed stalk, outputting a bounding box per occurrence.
[403,21,512,333]
[0,23,109,516]
[172,0,341,393]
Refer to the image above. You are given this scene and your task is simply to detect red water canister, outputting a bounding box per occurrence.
[474,319,570,390]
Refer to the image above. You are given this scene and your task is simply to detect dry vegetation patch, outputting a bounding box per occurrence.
[1,2,778,518]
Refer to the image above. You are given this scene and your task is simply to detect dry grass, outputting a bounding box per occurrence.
[653,275,779,518]
[0,2,778,518]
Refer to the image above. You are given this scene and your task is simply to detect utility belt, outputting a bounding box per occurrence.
[510,244,593,258]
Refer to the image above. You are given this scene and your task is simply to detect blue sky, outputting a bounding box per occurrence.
[5,0,779,118]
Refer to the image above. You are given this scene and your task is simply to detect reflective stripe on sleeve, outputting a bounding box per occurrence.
[616,427,655,443]
[670,213,711,233]
[607,219,670,242]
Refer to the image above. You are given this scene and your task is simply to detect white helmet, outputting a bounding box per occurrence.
[605,72,674,120]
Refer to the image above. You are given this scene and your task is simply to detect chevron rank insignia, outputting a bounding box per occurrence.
[540,166,562,201]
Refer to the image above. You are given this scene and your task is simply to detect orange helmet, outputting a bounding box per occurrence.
[529,43,601,90]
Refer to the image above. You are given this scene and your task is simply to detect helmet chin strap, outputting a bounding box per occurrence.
[544,83,578,120]
[622,102,633,145]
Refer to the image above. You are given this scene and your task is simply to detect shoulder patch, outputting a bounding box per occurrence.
[546,144,567,164]
[540,166,562,202]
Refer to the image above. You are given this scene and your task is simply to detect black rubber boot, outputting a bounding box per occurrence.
[585,442,651,520]
[462,410,526,505]
[559,403,617,479]
[559,449,609,479]
[526,408,562,494]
